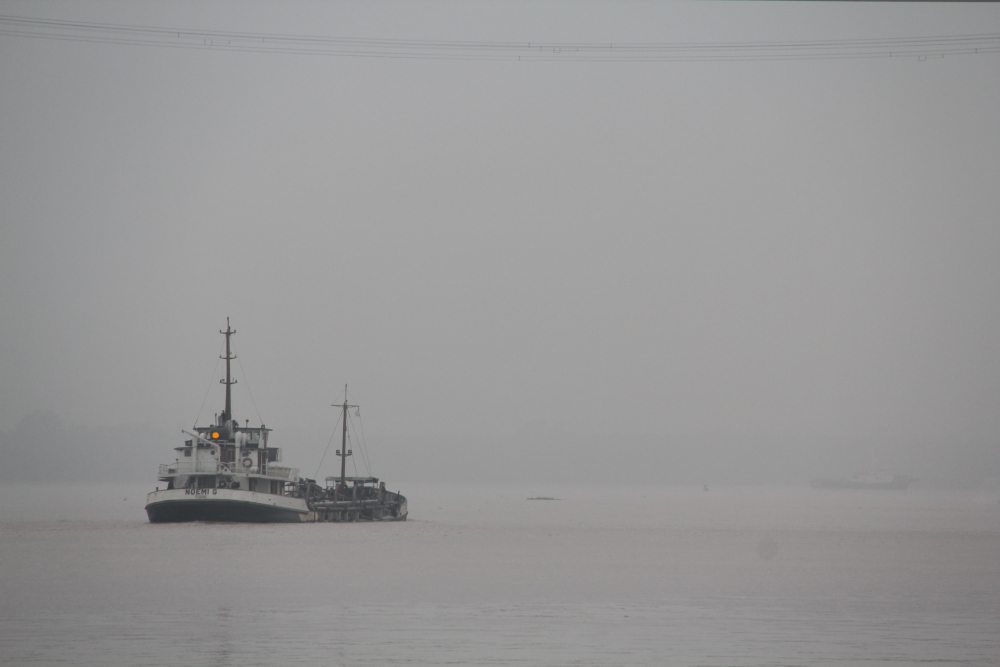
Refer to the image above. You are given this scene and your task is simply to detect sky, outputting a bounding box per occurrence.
[1,2,999,485]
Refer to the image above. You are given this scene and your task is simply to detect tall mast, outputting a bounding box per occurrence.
[220,318,236,422]
[335,384,358,494]
[340,389,348,488]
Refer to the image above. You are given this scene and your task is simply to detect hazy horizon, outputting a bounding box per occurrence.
[2,2,1000,488]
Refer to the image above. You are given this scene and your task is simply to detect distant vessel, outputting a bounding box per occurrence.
[145,320,407,523]
[810,471,917,490]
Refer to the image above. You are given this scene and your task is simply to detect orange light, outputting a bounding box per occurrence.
[211,432,220,439]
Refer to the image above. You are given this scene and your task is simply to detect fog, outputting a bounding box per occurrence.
[2,2,1000,487]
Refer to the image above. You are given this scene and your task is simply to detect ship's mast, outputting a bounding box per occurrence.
[336,384,358,495]
[220,318,236,423]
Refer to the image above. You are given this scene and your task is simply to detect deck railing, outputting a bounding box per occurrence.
[158,461,296,479]
[158,461,223,476]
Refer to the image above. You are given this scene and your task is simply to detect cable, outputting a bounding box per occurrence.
[1,15,998,62]
[231,338,264,426]
[1,14,997,50]
[346,409,372,477]
[349,429,359,477]
[193,338,224,427]
[314,411,342,480]
[355,408,373,477]
[345,388,373,476]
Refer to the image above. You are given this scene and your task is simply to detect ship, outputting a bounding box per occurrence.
[145,320,407,523]
[810,471,917,490]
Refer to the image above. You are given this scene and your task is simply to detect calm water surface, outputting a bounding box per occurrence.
[1,483,998,666]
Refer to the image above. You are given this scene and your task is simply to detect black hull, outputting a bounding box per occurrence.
[146,499,307,523]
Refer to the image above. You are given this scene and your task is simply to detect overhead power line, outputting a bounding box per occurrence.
[1,14,999,62]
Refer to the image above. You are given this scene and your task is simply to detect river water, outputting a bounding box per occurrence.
[1,483,998,666]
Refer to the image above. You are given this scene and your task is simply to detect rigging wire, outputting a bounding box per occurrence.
[354,408,373,476]
[230,338,264,426]
[314,410,343,480]
[346,409,372,477]
[349,429,359,477]
[193,338,225,428]
[345,388,373,476]
[1,15,998,62]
